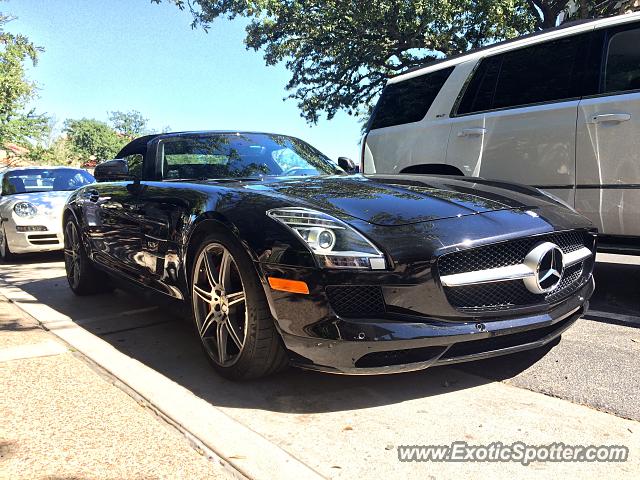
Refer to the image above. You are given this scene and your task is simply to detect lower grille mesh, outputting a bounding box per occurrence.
[326,286,386,318]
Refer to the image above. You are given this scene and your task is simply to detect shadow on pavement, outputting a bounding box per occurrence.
[1,253,638,414]
[589,262,640,318]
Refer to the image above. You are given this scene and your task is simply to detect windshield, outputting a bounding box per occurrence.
[1,168,95,195]
[161,133,343,180]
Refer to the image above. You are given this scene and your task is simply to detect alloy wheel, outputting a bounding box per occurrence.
[0,226,6,259]
[64,222,81,289]
[192,243,247,367]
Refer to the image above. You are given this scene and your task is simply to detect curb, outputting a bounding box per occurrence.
[0,279,326,480]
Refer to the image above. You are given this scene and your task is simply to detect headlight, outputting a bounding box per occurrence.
[13,202,37,218]
[267,207,386,270]
[536,188,577,212]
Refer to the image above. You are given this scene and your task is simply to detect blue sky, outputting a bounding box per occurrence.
[5,0,365,161]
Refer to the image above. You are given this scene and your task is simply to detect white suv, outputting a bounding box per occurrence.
[363,13,640,247]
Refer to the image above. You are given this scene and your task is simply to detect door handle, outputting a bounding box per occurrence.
[457,127,487,137]
[590,113,631,124]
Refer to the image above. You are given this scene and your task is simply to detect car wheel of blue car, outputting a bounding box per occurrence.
[191,231,289,380]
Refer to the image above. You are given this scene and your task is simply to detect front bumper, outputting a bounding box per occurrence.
[277,277,593,375]
[3,214,63,253]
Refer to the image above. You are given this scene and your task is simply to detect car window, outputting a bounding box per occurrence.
[1,169,95,195]
[604,27,640,94]
[160,133,341,180]
[493,35,583,109]
[456,56,502,115]
[369,67,454,130]
[457,34,586,115]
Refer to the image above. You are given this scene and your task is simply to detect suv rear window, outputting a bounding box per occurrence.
[604,27,640,94]
[457,34,587,115]
[369,67,454,130]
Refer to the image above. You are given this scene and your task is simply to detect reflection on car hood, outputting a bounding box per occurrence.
[240,174,554,226]
[2,190,71,216]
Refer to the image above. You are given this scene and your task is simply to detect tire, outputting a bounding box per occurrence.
[0,224,15,262]
[190,231,288,380]
[63,217,113,295]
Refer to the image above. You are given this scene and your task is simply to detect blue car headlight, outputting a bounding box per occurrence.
[267,207,386,270]
[13,202,37,218]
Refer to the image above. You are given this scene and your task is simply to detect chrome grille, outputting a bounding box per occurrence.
[438,231,594,313]
[438,231,590,276]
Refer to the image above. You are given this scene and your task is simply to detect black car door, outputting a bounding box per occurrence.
[83,154,147,283]
[130,136,213,298]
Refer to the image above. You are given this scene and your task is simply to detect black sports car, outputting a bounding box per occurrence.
[63,131,596,379]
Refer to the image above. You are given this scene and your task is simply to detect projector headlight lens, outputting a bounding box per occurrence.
[13,202,37,218]
[317,229,336,250]
[267,208,386,270]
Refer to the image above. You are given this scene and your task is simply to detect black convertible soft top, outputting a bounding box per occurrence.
[115,134,159,158]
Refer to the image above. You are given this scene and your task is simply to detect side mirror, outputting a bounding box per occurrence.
[94,159,132,182]
[338,156,359,173]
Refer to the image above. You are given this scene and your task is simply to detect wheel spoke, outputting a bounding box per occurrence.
[226,291,245,307]
[67,258,75,278]
[193,284,213,303]
[219,249,231,290]
[199,311,216,338]
[64,248,74,256]
[216,322,228,363]
[202,252,217,288]
[71,223,79,246]
[225,318,243,349]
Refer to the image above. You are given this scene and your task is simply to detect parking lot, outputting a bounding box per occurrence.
[1,252,639,479]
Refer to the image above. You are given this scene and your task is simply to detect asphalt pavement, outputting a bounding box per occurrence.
[0,251,638,479]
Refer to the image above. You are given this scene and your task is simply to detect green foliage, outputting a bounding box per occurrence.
[64,118,126,162]
[157,0,639,123]
[564,0,640,24]
[108,110,149,137]
[27,137,78,166]
[0,8,49,146]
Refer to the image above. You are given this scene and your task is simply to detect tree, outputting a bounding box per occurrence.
[109,110,149,137]
[157,0,640,123]
[27,138,76,166]
[0,7,49,146]
[563,0,640,23]
[64,119,125,162]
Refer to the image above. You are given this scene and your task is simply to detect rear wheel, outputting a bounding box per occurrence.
[0,225,14,262]
[64,218,113,295]
[191,232,288,380]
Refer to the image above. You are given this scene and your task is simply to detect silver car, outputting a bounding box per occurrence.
[0,166,95,260]
[363,12,640,249]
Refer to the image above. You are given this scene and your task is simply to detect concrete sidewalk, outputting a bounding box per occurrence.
[0,296,232,480]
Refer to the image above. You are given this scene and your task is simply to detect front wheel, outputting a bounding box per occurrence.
[0,224,15,262]
[191,232,288,380]
[64,217,113,295]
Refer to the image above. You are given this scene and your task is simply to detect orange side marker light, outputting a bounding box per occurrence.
[268,277,310,294]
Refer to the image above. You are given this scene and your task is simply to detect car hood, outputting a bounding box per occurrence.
[2,190,71,216]
[239,174,558,226]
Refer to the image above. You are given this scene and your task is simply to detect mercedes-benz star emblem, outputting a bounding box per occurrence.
[523,242,565,294]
